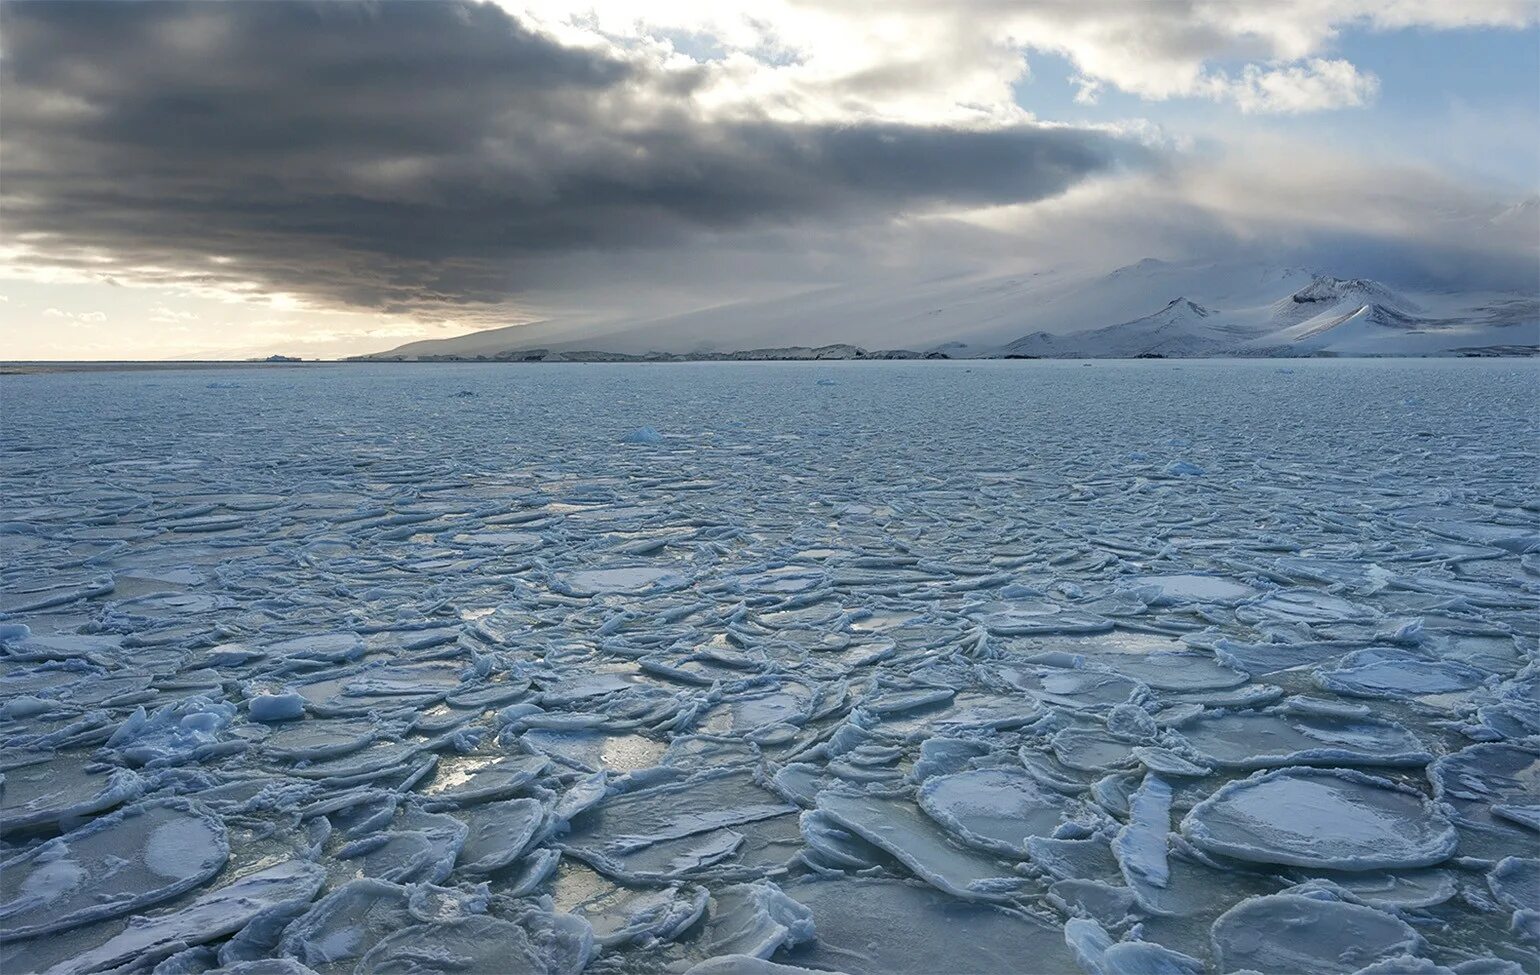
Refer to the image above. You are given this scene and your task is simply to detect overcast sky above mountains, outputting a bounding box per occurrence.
[1,0,1536,359]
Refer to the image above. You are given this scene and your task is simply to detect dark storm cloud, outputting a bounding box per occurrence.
[0,0,1146,314]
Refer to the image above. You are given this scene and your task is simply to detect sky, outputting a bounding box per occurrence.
[1,0,1536,360]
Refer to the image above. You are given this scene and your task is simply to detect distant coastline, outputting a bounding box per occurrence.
[7,344,1538,376]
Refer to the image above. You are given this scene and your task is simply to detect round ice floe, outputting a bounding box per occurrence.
[456,798,546,874]
[1211,893,1422,974]
[556,566,691,595]
[1171,709,1430,769]
[264,633,365,663]
[1237,589,1376,626]
[990,662,1144,713]
[1182,768,1457,870]
[1316,648,1486,699]
[973,601,1113,636]
[916,767,1067,855]
[1087,651,1248,692]
[572,883,707,948]
[1126,574,1256,605]
[421,754,549,808]
[1290,868,1457,910]
[1430,741,1540,833]
[779,876,1077,975]
[362,916,566,975]
[260,718,377,762]
[1050,728,1136,771]
[451,529,542,549]
[0,798,228,938]
[1488,856,1540,913]
[0,754,143,835]
[43,859,326,975]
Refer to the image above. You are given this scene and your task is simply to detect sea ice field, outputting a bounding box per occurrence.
[1,358,1537,975]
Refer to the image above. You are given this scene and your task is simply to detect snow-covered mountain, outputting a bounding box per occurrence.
[1004,298,1263,358]
[363,259,1538,360]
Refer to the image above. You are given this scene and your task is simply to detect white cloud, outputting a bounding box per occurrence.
[503,0,1534,120]
[1223,58,1380,114]
[42,307,107,323]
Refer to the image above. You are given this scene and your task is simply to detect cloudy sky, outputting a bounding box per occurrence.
[1,0,1536,359]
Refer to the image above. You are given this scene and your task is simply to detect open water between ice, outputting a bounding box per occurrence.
[1,359,1536,974]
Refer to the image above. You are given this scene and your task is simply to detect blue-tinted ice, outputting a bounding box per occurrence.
[1,360,1536,974]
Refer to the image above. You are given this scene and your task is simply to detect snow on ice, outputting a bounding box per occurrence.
[0,359,1536,974]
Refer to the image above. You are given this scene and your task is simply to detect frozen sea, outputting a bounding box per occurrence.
[1,359,1537,975]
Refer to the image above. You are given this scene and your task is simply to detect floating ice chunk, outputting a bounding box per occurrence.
[696,881,814,960]
[860,686,955,716]
[455,797,545,874]
[1211,638,1353,676]
[663,735,761,770]
[621,427,666,445]
[521,728,667,773]
[1210,892,1422,974]
[264,633,366,665]
[1064,918,1202,975]
[506,848,562,896]
[290,740,428,783]
[1131,748,1210,778]
[555,565,691,595]
[1112,775,1171,891]
[1171,709,1430,769]
[249,691,307,722]
[421,754,549,808]
[338,821,466,885]
[1106,704,1157,741]
[572,883,707,948]
[800,809,885,869]
[261,719,377,762]
[0,755,142,835]
[1162,461,1204,477]
[562,768,794,867]
[576,824,747,881]
[1316,648,1486,699]
[104,694,240,766]
[1127,574,1254,605]
[1237,589,1378,626]
[1091,651,1248,692]
[1051,728,1137,771]
[990,662,1145,713]
[353,912,592,975]
[277,879,418,972]
[1431,741,1540,834]
[815,789,1025,901]
[0,797,228,938]
[778,876,1078,975]
[916,767,1067,855]
[1182,768,1457,870]
[44,860,326,975]
[1293,868,1457,910]
[1048,879,1138,926]
[1489,855,1540,910]
[975,602,1113,636]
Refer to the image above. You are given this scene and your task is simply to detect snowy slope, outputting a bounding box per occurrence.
[1004,298,1266,358]
[364,260,1538,359]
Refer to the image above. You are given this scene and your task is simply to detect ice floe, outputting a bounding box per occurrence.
[2,360,1536,972]
[1182,767,1458,870]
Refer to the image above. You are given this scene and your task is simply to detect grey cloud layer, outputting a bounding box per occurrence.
[0,0,1143,314]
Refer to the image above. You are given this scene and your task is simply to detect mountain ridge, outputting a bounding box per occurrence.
[359,261,1539,360]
